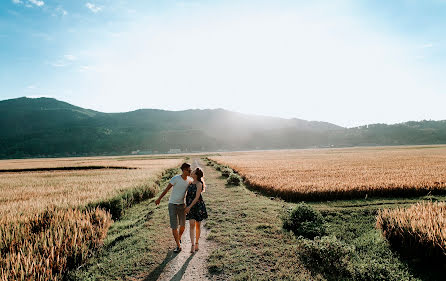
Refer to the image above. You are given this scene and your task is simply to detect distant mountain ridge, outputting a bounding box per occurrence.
[0,97,445,158]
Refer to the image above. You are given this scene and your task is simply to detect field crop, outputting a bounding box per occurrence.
[0,157,182,220]
[210,145,446,200]
[0,156,183,280]
[0,208,111,281]
[377,201,446,258]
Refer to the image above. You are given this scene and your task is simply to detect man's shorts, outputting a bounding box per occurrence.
[168,203,186,229]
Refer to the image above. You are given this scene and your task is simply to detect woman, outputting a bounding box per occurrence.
[184,167,208,253]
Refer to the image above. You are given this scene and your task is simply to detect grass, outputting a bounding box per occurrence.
[65,168,180,281]
[203,160,314,280]
[314,197,446,281]
[205,158,446,280]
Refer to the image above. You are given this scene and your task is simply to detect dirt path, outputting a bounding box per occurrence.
[148,158,214,281]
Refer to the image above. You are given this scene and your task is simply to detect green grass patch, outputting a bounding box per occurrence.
[309,196,446,281]
[203,159,314,280]
[204,157,446,280]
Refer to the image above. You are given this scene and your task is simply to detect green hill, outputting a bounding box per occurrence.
[0,97,445,158]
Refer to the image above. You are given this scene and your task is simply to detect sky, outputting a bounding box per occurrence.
[1,0,446,127]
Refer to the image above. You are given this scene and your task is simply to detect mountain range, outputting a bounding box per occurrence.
[1,97,445,158]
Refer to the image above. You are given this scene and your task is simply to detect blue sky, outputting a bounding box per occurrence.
[1,0,445,127]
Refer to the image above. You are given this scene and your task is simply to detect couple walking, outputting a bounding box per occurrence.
[155,162,208,253]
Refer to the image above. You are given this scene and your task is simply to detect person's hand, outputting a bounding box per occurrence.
[185,207,191,214]
[155,198,161,205]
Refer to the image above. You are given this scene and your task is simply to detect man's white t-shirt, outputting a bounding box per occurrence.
[169,175,193,204]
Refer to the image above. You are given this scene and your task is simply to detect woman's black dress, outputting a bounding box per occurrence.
[185,182,208,221]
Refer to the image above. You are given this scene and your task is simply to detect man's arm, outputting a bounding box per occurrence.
[155,183,173,205]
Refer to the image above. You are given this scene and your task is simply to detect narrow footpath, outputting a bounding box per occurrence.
[152,158,214,281]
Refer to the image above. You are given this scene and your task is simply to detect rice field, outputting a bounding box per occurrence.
[210,145,446,200]
[0,157,183,221]
[0,156,183,280]
[376,201,446,258]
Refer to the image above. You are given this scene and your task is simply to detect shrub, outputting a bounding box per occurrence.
[282,203,326,239]
[221,168,232,178]
[298,235,355,280]
[227,173,242,186]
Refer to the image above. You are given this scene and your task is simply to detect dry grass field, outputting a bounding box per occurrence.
[0,156,183,280]
[377,201,446,258]
[0,157,182,220]
[210,145,446,200]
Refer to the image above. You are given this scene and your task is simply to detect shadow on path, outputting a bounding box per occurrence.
[143,251,178,281]
[169,254,195,281]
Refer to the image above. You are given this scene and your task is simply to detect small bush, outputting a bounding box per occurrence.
[298,235,355,280]
[227,173,242,186]
[282,203,326,239]
[221,168,232,178]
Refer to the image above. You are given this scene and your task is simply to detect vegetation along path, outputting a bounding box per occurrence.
[68,156,443,280]
[67,158,216,281]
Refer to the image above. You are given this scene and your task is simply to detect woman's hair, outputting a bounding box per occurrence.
[194,167,206,192]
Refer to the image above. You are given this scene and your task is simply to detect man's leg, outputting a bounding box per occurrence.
[177,204,186,242]
[168,204,181,249]
[172,228,181,248]
[179,226,185,242]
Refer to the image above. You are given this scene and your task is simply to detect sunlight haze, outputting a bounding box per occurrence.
[1,0,445,127]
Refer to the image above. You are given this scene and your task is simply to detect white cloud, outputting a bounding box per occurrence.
[27,85,36,89]
[28,0,44,7]
[55,7,68,16]
[12,0,23,4]
[86,3,102,13]
[420,43,433,48]
[51,62,67,67]
[79,65,98,72]
[64,54,77,61]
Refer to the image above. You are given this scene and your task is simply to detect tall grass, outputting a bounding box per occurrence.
[0,157,183,280]
[0,208,111,281]
[376,201,446,259]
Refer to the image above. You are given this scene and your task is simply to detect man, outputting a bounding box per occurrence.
[155,162,193,252]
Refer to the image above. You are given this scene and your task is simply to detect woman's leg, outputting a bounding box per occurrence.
[195,221,201,250]
[189,219,196,253]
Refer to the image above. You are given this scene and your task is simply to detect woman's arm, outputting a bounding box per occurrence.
[185,183,202,213]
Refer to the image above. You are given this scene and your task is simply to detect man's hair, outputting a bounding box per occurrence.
[180,163,191,171]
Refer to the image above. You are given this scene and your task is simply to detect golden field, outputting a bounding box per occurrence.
[210,145,446,200]
[377,201,446,257]
[0,156,183,280]
[0,157,183,220]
